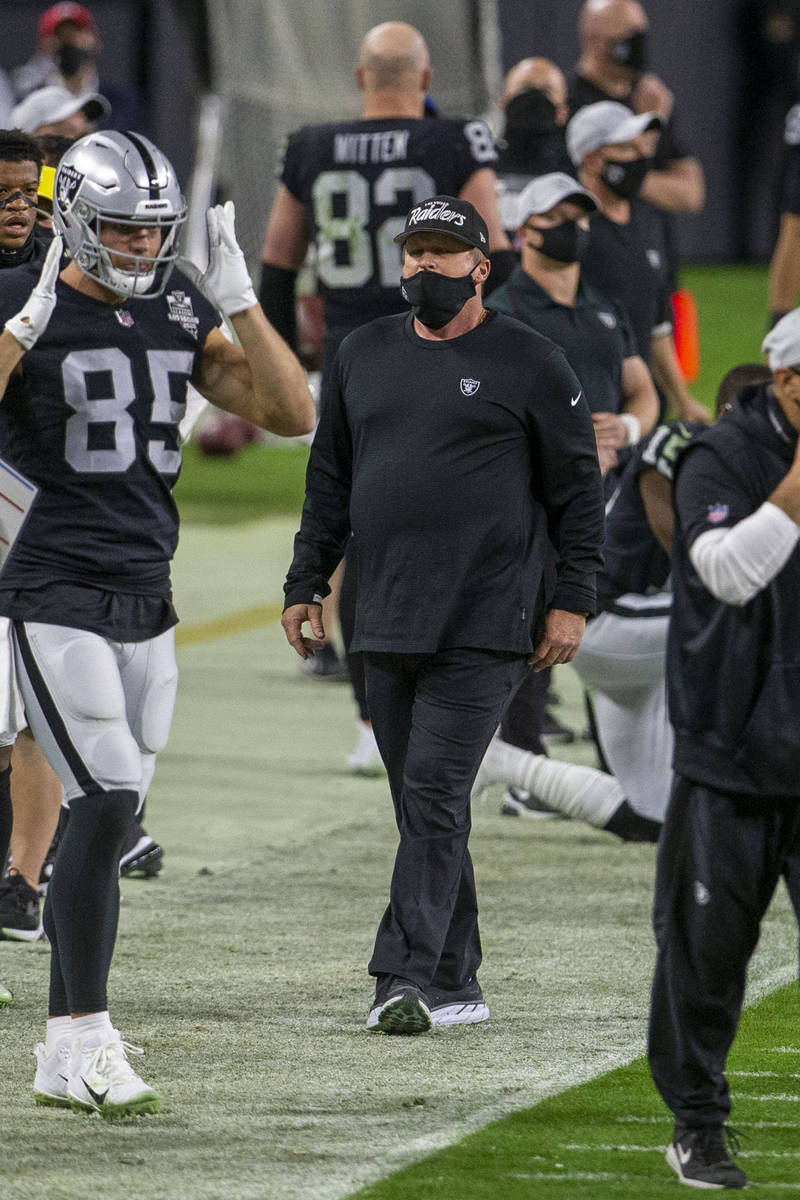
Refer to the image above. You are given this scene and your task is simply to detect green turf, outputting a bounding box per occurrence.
[681,264,768,410]
[173,441,309,524]
[350,983,800,1199]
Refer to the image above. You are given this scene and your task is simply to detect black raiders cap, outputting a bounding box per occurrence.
[394,195,489,253]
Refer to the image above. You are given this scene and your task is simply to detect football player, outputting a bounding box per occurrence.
[0,130,313,1117]
[474,366,767,839]
[260,20,514,768]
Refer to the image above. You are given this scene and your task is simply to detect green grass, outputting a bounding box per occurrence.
[173,441,309,524]
[681,264,768,410]
[351,983,800,1199]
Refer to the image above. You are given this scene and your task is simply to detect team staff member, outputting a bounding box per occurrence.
[648,313,800,1189]
[495,58,573,238]
[282,195,604,1035]
[261,20,514,763]
[568,101,708,424]
[569,0,705,216]
[487,169,657,811]
[0,130,313,1117]
[489,171,659,472]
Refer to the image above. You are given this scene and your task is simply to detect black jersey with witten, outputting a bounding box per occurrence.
[580,201,672,364]
[487,268,636,414]
[0,266,220,625]
[280,117,497,334]
[285,309,605,654]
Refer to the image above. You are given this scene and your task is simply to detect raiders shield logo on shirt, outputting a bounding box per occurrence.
[460,377,480,396]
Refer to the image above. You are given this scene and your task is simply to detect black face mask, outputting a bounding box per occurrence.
[601,156,651,199]
[57,43,96,77]
[608,30,648,73]
[401,268,477,329]
[505,89,559,137]
[529,219,590,264]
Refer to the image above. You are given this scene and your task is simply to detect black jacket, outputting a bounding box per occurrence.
[284,309,605,655]
[668,384,800,796]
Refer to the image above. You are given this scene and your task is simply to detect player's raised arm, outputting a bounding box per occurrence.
[190,202,315,436]
[0,235,62,393]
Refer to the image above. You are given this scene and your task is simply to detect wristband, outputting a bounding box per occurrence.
[619,412,642,446]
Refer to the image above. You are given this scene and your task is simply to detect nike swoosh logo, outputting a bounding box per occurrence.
[677,1146,692,1166]
[82,1077,109,1106]
[571,392,582,406]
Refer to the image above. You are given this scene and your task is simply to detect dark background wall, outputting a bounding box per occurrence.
[0,0,786,262]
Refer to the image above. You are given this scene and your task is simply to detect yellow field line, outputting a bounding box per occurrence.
[175,601,284,646]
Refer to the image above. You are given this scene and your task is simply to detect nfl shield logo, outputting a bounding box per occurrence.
[460,378,480,396]
[115,309,135,327]
[707,502,729,525]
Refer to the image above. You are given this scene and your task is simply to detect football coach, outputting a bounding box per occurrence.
[282,195,605,1035]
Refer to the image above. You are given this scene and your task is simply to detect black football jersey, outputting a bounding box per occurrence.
[597,419,700,611]
[280,116,498,333]
[0,266,220,600]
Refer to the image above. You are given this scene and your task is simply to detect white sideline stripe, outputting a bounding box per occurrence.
[767,1047,800,1054]
[745,1093,800,1102]
[561,1143,800,1159]
[617,1116,800,1129]
[508,1174,800,1192]
[731,1070,800,1078]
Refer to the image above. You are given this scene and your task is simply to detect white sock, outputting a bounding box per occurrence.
[71,1010,115,1045]
[491,739,625,828]
[45,1015,72,1055]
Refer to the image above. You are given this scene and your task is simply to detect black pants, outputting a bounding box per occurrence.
[648,775,800,1128]
[500,664,548,754]
[364,647,527,990]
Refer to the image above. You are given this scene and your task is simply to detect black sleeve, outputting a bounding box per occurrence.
[0,265,42,327]
[283,352,353,607]
[674,441,753,549]
[259,264,297,350]
[525,347,606,614]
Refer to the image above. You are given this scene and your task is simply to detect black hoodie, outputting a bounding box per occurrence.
[668,383,800,797]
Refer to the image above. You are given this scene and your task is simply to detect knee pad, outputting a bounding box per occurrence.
[136,665,178,755]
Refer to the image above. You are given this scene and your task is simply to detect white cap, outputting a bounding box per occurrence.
[516,172,598,226]
[566,100,662,166]
[762,309,800,369]
[11,85,109,134]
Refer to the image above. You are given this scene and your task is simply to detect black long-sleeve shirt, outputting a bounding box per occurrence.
[285,309,605,655]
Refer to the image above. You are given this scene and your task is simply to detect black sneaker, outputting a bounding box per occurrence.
[427,976,489,1026]
[667,1124,747,1189]
[500,785,560,820]
[119,823,164,878]
[299,643,349,682]
[0,871,43,941]
[367,977,432,1035]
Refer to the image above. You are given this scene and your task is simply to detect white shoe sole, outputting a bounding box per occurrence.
[1,920,43,942]
[666,1143,734,1189]
[430,1001,490,1026]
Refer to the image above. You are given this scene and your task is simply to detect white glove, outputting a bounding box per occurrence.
[197,201,257,317]
[4,235,62,350]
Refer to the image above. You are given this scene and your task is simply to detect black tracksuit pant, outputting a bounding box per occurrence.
[648,775,800,1128]
[363,647,527,992]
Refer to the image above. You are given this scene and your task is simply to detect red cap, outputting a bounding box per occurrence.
[37,4,97,43]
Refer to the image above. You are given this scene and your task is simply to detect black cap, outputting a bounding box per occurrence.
[394,195,489,252]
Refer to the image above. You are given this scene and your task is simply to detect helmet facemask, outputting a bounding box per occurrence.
[66,200,186,299]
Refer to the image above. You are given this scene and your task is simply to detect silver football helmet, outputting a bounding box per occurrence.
[53,130,187,299]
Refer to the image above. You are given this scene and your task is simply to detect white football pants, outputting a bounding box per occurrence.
[572,593,672,823]
[11,622,178,812]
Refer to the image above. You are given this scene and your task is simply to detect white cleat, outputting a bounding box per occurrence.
[33,1041,72,1108]
[347,722,386,777]
[0,980,11,1008]
[68,1031,160,1120]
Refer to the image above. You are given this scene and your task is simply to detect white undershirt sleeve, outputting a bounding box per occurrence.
[689,501,800,606]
